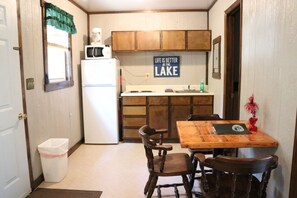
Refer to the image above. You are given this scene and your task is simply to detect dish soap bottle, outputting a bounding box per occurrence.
[200,80,205,92]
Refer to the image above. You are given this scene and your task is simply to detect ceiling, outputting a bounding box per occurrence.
[71,0,217,13]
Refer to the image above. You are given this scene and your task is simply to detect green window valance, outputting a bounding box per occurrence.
[45,2,77,34]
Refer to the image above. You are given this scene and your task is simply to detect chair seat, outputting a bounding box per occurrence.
[153,153,192,176]
[203,173,263,198]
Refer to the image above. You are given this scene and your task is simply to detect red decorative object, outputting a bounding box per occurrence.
[244,95,259,132]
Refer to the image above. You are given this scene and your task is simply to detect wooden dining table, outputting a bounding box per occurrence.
[177,120,278,155]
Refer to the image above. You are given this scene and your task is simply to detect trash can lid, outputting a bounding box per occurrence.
[38,138,69,155]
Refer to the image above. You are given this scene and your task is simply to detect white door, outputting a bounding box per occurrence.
[0,0,31,197]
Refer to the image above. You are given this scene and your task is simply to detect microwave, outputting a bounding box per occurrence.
[85,45,112,59]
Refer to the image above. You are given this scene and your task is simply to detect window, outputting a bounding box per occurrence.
[41,2,76,92]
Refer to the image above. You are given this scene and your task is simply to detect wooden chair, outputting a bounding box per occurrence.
[195,153,278,198]
[139,125,193,198]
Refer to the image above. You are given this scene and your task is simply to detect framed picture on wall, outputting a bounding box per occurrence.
[212,36,221,79]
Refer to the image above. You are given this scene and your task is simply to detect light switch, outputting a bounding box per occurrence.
[26,78,34,90]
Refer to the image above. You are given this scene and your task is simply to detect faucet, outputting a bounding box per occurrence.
[188,84,190,90]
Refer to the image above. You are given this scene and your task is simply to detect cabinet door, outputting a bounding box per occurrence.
[149,106,168,138]
[192,96,213,115]
[136,31,161,51]
[112,31,136,51]
[162,30,186,50]
[170,106,191,139]
[187,30,211,51]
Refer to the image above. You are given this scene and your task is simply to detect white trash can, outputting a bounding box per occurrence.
[38,138,69,182]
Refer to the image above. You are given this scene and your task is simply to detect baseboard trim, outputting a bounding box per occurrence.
[31,138,84,190]
[68,138,84,157]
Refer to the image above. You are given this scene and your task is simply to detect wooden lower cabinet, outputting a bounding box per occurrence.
[122,95,213,141]
[192,96,213,115]
[193,106,213,115]
[170,106,191,139]
[148,106,169,138]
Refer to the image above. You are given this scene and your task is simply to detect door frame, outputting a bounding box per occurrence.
[223,0,242,119]
[16,0,34,187]
[289,112,297,197]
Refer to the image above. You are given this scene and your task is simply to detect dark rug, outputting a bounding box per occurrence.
[28,188,102,198]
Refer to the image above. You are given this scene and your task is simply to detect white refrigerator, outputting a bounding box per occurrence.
[81,59,120,144]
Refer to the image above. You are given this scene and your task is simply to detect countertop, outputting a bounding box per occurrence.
[120,85,214,97]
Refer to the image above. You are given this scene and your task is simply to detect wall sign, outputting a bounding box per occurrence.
[154,56,180,77]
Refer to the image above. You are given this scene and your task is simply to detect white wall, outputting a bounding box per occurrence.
[210,0,297,197]
[90,12,208,90]
[240,0,297,197]
[20,0,88,179]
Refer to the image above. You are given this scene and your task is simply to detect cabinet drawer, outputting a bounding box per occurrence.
[193,96,213,105]
[123,106,146,115]
[123,117,146,127]
[193,106,213,115]
[123,129,140,138]
[122,96,146,105]
[171,96,190,105]
[148,96,168,105]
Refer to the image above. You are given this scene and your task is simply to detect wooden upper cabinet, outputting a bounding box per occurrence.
[112,30,210,52]
[187,30,211,51]
[161,30,186,50]
[136,31,161,51]
[112,31,136,51]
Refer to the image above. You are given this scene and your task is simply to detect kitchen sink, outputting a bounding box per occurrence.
[175,90,208,93]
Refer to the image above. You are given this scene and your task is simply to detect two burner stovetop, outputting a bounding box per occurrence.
[128,90,153,93]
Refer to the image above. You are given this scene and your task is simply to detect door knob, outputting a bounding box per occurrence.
[18,113,27,120]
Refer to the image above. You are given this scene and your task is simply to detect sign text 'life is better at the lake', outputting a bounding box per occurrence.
[154,56,180,77]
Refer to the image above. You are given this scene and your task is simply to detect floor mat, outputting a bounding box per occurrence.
[28,188,102,198]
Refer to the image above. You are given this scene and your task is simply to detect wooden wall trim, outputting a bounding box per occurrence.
[206,52,209,85]
[225,0,240,14]
[16,0,34,187]
[208,0,218,11]
[223,0,241,119]
[68,138,84,156]
[68,0,88,14]
[87,14,90,45]
[289,112,297,198]
[89,9,208,15]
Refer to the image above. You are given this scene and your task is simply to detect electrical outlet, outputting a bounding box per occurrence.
[145,73,149,79]
[26,78,34,90]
